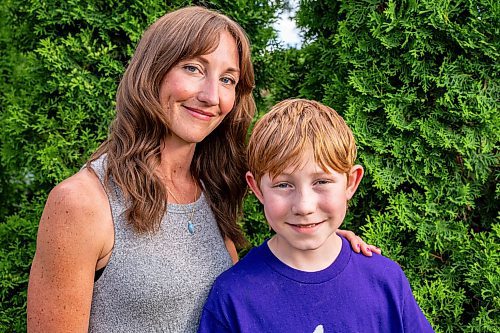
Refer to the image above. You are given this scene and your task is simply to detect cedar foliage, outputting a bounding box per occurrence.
[265,0,498,331]
[1,0,498,331]
[0,0,283,330]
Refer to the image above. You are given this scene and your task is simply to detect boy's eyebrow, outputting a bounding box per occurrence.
[276,170,334,177]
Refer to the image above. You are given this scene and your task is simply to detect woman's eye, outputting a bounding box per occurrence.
[221,76,236,85]
[184,65,200,73]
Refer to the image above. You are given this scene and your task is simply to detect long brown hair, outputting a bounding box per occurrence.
[89,6,255,247]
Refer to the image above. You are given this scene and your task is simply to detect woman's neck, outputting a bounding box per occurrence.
[158,138,199,203]
[159,137,196,181]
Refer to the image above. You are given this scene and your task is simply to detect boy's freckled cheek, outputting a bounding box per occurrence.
[264,197,290,219]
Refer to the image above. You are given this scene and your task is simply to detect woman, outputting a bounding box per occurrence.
[27,6,379,332]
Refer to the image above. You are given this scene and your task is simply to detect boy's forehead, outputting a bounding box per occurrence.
[267,151,337,180]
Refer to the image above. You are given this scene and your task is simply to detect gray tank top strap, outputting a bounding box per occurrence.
[86,155,139,254]
[86,155,124,203]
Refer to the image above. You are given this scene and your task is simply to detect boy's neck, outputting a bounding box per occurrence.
[267,233,343,272]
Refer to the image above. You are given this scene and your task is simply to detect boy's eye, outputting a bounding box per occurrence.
[315,179,332,185]
[274,183,291,189]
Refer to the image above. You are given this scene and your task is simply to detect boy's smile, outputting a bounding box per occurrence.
[246,149,363,271]
[286,220,326,233]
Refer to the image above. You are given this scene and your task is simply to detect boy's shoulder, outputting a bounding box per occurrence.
[350,243,402,271]
[341,236,408,286]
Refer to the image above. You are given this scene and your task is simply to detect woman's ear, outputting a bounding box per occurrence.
[346,165,364,200]
[246,171,264,204]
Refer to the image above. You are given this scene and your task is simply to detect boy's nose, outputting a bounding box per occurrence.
[198,78,219,106]
[291,192,316,216]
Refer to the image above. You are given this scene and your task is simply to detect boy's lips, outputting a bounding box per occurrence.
[286,220,325,232]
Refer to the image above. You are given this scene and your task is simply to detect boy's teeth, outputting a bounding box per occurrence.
[298,223,316,228]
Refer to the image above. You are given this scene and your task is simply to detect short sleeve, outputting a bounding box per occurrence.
[198,307,232,333]
[402,282,435,333]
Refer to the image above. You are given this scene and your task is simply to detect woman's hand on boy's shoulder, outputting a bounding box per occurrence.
[336,229,382,257]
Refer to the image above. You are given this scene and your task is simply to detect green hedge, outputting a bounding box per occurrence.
[266,0,498,331]
[1,0,498,331]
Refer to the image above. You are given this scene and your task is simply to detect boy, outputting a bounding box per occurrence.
[198,99,434,332]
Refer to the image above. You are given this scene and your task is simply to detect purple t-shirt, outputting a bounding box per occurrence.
[198,236,434,333]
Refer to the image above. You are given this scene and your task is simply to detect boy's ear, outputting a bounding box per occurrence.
[346,165,364,200]
[245,171,264,204]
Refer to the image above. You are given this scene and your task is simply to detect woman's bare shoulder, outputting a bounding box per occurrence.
[43,168,114,247]
[51,168,106,206]
[27,169,113,332]
[38,168,113,255]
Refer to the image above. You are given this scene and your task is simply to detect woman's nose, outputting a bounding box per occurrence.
[197,77,219,106]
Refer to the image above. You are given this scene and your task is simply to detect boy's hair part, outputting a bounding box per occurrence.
[247,99,357,185]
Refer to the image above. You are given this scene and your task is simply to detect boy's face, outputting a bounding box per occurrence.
[246,149,363,257]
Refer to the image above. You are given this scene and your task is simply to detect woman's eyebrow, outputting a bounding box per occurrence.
[196,55,240,73]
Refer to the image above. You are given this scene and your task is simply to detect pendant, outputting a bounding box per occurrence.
[188,222,195,235]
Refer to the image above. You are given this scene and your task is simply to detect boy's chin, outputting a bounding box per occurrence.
[274,232,342,253]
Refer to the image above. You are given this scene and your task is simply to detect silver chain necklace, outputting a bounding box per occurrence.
[166,179,198,235]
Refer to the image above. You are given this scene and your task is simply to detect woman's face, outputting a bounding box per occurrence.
[159,31,240,145]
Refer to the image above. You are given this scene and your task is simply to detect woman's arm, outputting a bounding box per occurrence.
[27,170,112,332]
[224,237,239,264]
[336,229,381,256]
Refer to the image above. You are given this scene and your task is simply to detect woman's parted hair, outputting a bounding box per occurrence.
[247,99,357,186]
[90,6,255,247]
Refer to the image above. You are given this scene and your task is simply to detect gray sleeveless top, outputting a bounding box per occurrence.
[88,155,233,332]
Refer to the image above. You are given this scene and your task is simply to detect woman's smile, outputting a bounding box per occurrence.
[183,105,217,121]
